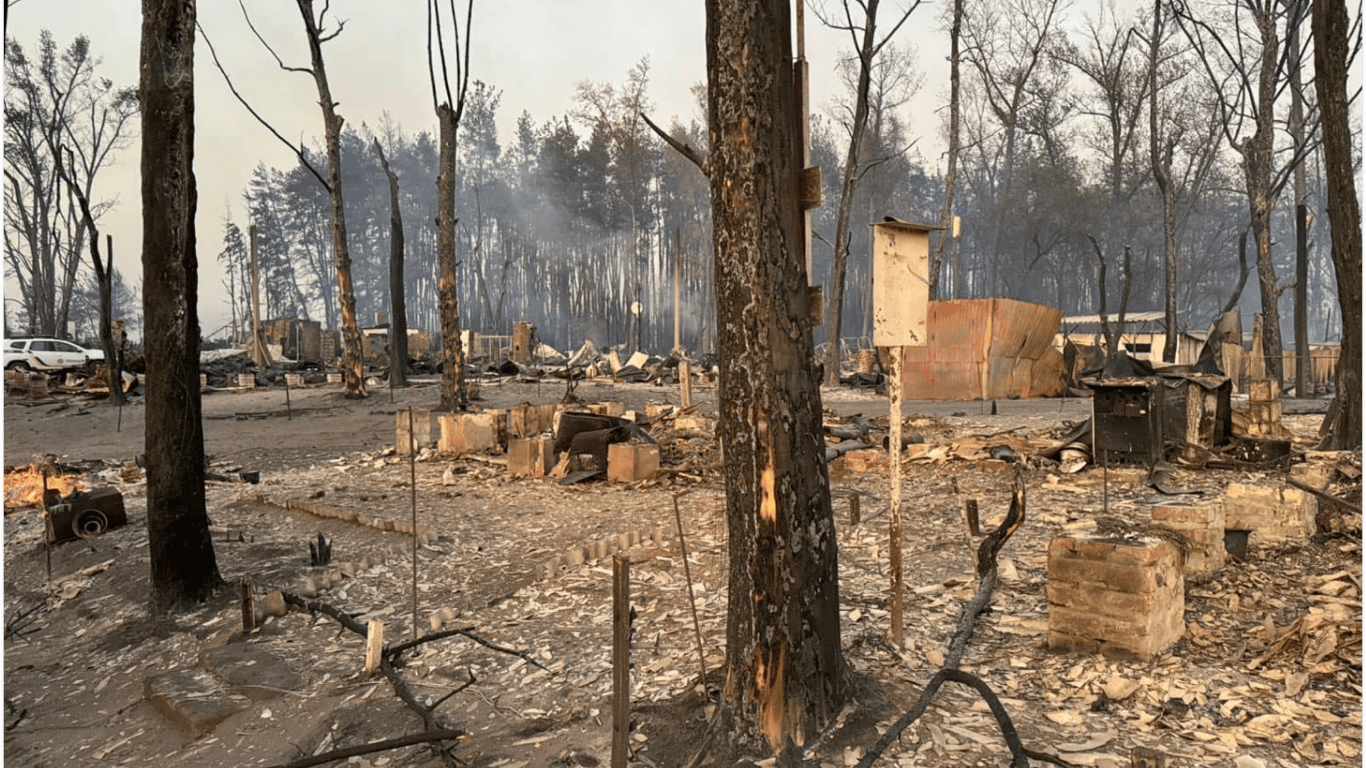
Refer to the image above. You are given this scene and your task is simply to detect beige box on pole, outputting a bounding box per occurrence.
[871,220,936,348]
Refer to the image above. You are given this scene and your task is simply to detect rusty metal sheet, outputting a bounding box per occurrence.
[895,298,1066,400]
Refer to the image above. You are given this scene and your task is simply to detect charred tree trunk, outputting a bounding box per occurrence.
[54,150,124,405]
[435,104,466,411]
[1241,6,1285,384]
[1149,0,1179,365]
[297,0,365,398]
[139,0,222,612]
[1312,0,1361,448]
[706,0,844,758]
[930,0,963,301]
[374,138,408,388]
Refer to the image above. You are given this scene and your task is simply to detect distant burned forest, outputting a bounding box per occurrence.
[220,50,1339,357]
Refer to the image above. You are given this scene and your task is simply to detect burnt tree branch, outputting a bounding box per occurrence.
[262,729,467,768]
[641,111,709,176]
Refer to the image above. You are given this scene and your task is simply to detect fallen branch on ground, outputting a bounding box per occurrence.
[854,667,1078,768]
[858,466,1075,768]
[944,465,1026,670]
[261,729,467,768]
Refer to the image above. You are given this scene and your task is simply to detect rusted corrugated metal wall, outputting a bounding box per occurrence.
[900,298,1066,400]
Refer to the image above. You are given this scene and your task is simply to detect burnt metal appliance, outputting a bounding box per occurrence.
[43,487,127,544]
[1087,372,1232,467]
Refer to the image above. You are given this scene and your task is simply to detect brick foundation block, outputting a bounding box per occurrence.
[1151,500,1225,579]
[396,408,432,456]
[1224,482,1316,546]
[1047,535,1184,661]
[509,403,558,438]
[508,436,556,478]
[608,443,660,483]
[439,411,507,455]
[1248,378,1280,402]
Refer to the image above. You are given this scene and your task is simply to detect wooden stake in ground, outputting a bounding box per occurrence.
[241,581,255,633]
[611,552,631,768]
[365,620,384,673]
[679,358,693,408]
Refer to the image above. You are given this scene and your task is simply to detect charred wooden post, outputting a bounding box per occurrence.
[611,552,631,768]
[850,491,861,526]
[365,620,384,673]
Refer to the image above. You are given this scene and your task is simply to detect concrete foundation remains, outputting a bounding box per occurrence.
[396,408,432,456]
[439,412,507,456]
[607,443,660,483]
[509,403,558,438]
[1223,481,1317,546]
[1150,500,1225,579]
[508,436,556,478]
[1047,535,1185,661]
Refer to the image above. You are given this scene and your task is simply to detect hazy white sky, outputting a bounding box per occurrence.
[6,1,951,336]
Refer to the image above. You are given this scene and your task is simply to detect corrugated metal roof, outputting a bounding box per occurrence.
[1060,311,1169,325]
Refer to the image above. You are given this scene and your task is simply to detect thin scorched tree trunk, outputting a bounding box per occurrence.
[297,0,365,398]
[375,138,408,388]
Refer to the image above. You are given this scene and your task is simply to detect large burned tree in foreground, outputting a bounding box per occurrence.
[704,0,844,758]
[140,0,222,612]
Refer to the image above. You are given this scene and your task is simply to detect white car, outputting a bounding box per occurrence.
[3,338,105,372]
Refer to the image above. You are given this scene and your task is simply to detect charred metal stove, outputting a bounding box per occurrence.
[43,487,127,544]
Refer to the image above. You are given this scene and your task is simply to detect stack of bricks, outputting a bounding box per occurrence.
[1150,501,1225,579]
[1047,535,1185,661]
[1223,481,1316,547]
[1245,378,1283,437]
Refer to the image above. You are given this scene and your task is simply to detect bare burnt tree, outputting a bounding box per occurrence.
[814,0,919,385]
[1089,234,1133,372]
[374,137,408,388]
[53,148,123,404]
[960,0,1068,296]
[140,0,222,612]
[428,0,474,412]
[4,32,137,338]
[1311,0,1361,448]
[931,0,964,299]
[293,0,365,397]
[702,0,843,759]
[1173,0,1312,383]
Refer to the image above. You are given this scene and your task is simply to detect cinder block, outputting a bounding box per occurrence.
[645,404,674,419]
[326,372,342,385]
[396,408,432,456]
[1047,535,1184,661]
[1248,378,1280,402]
[842,449,885,472]
[508,436,556,478]
[1151,501,1225,579]
[284,373,304,387]
[675,416,713,432]
[1224,482,1316,544]
[607,443,660,483]
[587,401,625,417]
[438,411,507,455]
[237,373,255,389]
